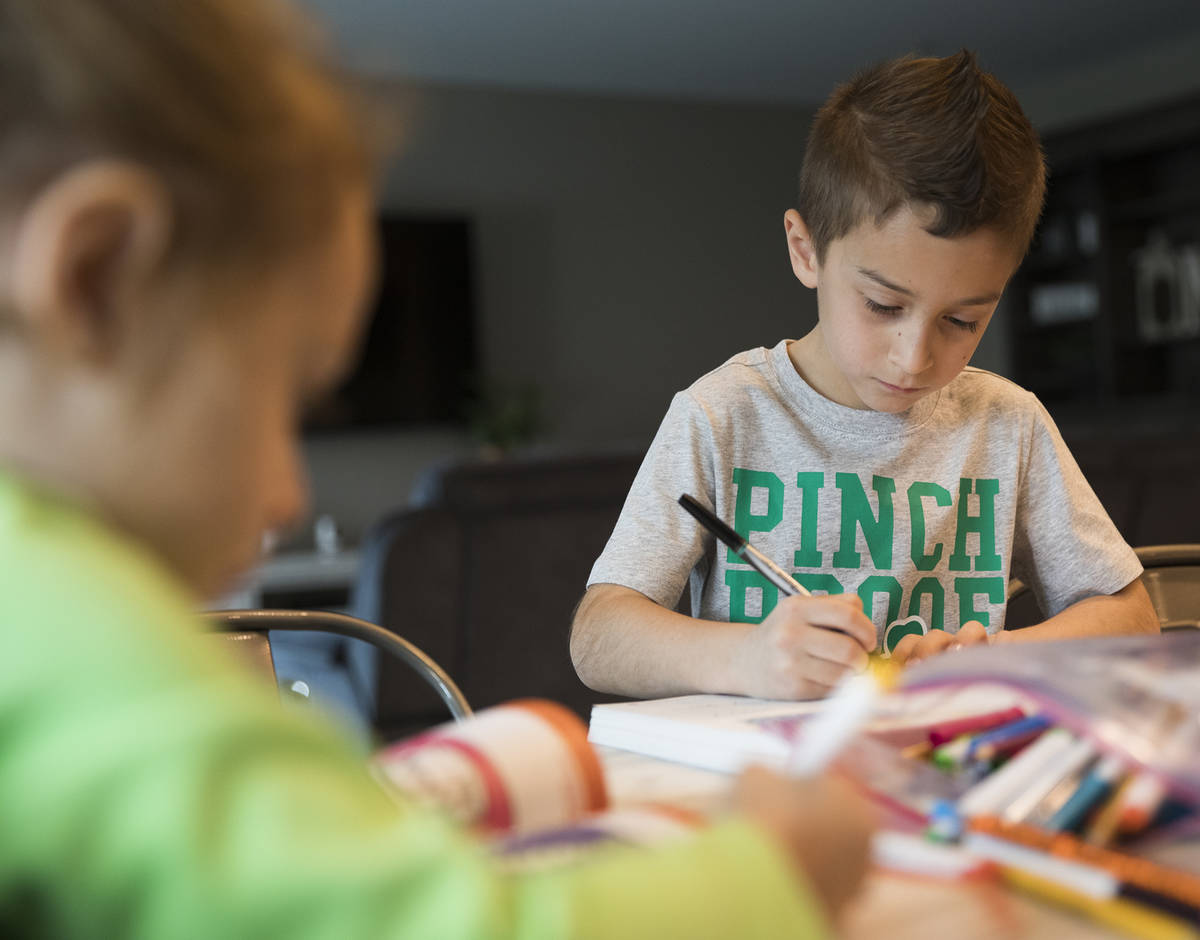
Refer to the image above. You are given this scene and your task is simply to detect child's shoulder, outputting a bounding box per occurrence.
[683,343,781,402]
[943,366,1043,419]
[0,474,192,641]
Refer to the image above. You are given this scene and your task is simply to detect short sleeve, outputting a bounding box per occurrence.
[587,391,717,608]
[1011,399,1142,615]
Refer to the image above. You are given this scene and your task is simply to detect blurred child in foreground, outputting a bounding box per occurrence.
[0,1,873,936]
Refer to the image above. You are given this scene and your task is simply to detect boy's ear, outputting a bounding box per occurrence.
[783,210,821,289]
[9,161,172,362]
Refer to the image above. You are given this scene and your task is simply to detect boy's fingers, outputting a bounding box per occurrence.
[894,630,956,665]
[958,620,989,645]
[788,626,870,672]
[786,653,850,692]
[890,633,921,664]
[795,597,877,651]
[914,631,957,662]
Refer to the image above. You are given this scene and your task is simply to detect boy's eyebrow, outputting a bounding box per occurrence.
[856,267,1000,307]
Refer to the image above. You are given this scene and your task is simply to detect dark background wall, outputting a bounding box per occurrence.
[297,40,1200,547]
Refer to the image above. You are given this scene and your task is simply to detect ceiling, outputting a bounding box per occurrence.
[300,0,1200,106]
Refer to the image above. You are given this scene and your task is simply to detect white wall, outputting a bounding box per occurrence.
[303,83,817,542]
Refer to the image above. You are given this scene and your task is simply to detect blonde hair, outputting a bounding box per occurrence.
[0,0,376,269]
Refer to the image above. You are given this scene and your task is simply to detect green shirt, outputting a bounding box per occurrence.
[0,472,828,939]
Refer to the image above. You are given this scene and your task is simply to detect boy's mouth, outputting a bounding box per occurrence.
[876,379,926,394]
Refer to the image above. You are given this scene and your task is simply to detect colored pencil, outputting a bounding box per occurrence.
[1047,755,1126,833]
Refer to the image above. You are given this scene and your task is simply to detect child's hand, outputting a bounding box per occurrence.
[889,620,989,666]
[733,765,875,921]
[727,594,877,699]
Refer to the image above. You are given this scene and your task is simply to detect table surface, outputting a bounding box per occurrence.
[597,746,1127,939]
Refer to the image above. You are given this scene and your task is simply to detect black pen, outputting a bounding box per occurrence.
[678,493,812,598]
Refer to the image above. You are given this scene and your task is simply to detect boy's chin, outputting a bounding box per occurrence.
[859,378,937,414]
[862,390,932,414]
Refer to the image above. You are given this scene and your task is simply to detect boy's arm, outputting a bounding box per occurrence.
[1000,577,1159,644]
[570,582,876,700]
[892,579,1158,663]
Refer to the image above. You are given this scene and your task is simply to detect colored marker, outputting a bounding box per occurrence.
[873,829,992,880]
[1046,754,1126,833]
[965,714,1052,763]
[1118,771,1168,836]
[1001,865,1196,940]
[963,831,1116,898]
[1001,735,1097,825]
[1085,775,1137,847]
[958,727,1076,819]
[971,815,1200,911]
[927,706,1026,748]
[931,734,975,771]
[1028,762,1094,829]
[788,671,878,777]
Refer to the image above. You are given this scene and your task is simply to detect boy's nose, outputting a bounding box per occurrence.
[888,324,934,376]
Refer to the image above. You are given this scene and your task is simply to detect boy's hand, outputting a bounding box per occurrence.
[727,594,876,700]
[733,766,874,921]
[890,620,989,666]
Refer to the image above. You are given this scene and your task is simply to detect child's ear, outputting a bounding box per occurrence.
[783,210,820,289]
[9,161,171,362]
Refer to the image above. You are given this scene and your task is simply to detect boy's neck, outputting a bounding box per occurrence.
[787,327,869,410]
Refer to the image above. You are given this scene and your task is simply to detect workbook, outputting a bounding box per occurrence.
[587,684,1032,774]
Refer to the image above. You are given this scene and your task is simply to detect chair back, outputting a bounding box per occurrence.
[352,452,641,735]
[1005,544,1200,631]
[1135,545,1200,630]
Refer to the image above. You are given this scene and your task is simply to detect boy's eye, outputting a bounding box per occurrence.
[864,297,901,315]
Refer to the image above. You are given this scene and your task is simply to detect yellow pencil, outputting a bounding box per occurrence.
[1002,866,1198,940]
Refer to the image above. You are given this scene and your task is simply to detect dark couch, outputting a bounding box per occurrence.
[351,451,642,738]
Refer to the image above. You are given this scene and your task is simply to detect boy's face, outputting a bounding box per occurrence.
[784,204,1020,412]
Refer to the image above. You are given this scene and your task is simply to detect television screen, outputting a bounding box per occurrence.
[304,214,476,432]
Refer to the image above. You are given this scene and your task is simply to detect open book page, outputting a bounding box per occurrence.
[588,684,1032,774]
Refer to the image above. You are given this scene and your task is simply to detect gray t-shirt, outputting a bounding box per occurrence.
[589,339,1142,655]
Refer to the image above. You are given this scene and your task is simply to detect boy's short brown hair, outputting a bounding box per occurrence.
[797,50,1045,261]
[0,0,378,272]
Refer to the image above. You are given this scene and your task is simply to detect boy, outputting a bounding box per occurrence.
[571,52,1158,702]
[0,0,873,937]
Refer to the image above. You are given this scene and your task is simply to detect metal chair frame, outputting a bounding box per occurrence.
[209,609,473,722]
